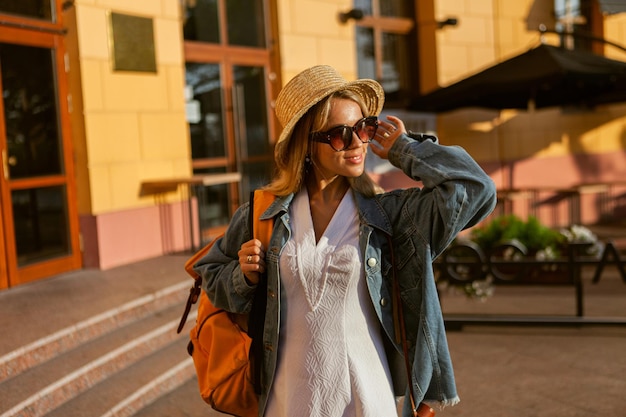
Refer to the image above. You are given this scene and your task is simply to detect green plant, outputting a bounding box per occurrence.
[470,215,565,255]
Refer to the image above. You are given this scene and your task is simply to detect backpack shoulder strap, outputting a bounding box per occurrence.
[178,190,275,334]
[178,235,221,333]
[247,189,276,394]
[250,189,275,249]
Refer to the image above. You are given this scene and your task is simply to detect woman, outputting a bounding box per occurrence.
[194,65,497,417]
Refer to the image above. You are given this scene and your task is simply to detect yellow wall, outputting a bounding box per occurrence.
[71,0,190,215]
[605,12,626,61]
[432,0,626,168]
[277,0,358,84]
[436,105,626,163]
[434,0,550,87]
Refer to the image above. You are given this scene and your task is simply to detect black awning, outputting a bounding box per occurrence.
[599,0,626,15]
[409,44,626,113]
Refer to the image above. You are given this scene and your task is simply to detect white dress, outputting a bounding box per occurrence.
[265,188,396,417]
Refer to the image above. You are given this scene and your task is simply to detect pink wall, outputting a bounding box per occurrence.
[374,149,626,229]
[481,150,626,227]
[80,200,198,270]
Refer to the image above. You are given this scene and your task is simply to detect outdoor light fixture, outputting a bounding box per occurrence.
[338,8,364,24]
[437,17,458,29]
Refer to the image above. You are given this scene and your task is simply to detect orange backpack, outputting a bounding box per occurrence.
[177,190,275,417]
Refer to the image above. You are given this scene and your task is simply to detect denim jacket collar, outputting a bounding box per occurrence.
[263,190,393,236]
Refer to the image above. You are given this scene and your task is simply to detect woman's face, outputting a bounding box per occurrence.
[311,98,369,180]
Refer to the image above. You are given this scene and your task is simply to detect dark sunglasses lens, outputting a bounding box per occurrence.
[357,118,377,141]
[327,126,352,151]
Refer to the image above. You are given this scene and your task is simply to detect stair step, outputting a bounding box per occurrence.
[100,358,195,417]
[43,340,192,417]
[131,377,225,417]
[0,294,196,417]
[0,281,189,384]
[0,303,187,411]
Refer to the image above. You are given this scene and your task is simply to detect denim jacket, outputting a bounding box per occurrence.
[194,134,497,417]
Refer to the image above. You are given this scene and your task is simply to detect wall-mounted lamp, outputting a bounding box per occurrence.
[338,8,364,24]
[437,17,458,29]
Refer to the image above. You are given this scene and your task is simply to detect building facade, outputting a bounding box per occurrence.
[0,0,624,289]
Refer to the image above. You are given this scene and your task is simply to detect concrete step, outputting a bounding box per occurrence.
[0,281,189,383]
[132,377,226,417]
[0,280,198,417]
[44,340,193,417]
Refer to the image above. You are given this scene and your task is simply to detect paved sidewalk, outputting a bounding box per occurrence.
[435,262,626,417]
[1,254,625,416]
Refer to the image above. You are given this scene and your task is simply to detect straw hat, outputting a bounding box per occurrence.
[274,65,384,150]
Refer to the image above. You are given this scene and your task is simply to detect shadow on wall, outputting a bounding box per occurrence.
[455,105,625,184]
[434,103,626,227]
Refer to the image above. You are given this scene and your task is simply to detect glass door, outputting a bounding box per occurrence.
[183,0,279,243]
[0,24,80,288]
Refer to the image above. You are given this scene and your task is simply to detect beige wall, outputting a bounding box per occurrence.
[274,0,626,180]
[66,0,191,268]
[434,0,556,87]
[605,12,626,61]
[432,0,626,162]
[71,0,190,216]
[428,0,626,226]
[277,0,358,84]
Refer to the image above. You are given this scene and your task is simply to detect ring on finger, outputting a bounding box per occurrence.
[247,255,253,264]
[383,132,390,138]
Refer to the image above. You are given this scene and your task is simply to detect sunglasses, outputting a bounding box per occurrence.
[309,116,378,151]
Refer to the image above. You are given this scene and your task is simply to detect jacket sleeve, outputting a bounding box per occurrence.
[387,134,497,257]
[192,202,257,313]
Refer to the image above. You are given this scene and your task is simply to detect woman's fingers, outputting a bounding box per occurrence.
[238,239,266,284]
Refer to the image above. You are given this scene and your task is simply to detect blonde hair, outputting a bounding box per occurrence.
[265,90,381,197]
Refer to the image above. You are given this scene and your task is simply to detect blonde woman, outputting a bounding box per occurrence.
[194,65,497,417]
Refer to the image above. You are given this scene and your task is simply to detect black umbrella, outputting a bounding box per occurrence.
[409,43,626,112]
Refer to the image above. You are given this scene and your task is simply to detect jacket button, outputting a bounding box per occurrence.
[268,290,276,298]
[367,258,377,267]
[380,297,388,307]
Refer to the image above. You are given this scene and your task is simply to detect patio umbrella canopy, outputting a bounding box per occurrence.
[409,43,626,112]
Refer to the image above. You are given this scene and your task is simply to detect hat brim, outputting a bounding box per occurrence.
[275,78,384,149]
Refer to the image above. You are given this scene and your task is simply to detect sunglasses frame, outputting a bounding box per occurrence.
[309,116,378,151]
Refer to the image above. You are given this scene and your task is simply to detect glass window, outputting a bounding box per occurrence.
[192,168,231,243]
[226,0,265,47]
[356,27,376,80]
[380,0,411,18]
[185,63,226,159]
[183,0,220,43]
[554,0,595,50]
[182,0,266,47]
[354,0,410,18]
[241,162,272,199]
[1,43,63,179]
[381,32,409,95]
[354,1,415,105]
[12,186,70,266]
[0,0,53,21]
[232,66,270,157]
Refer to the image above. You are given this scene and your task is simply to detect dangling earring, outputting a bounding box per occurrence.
[304,154,311,174]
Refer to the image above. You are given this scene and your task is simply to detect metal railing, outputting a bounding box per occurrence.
[436,240,626,326]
